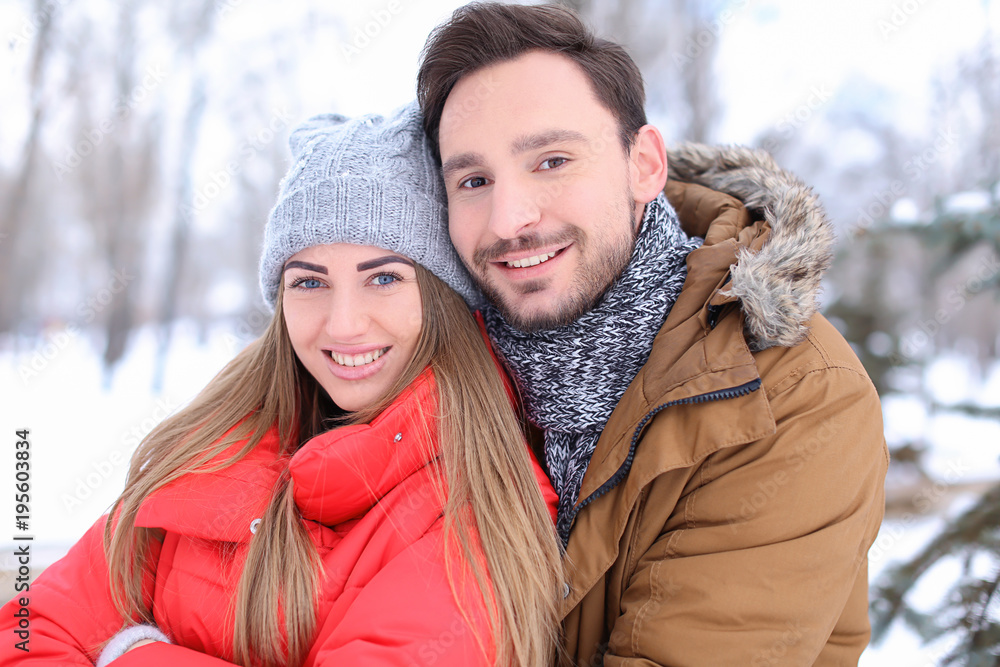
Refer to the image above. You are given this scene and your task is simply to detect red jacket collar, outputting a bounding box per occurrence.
[135,368,440,541]
[290,368,439,525]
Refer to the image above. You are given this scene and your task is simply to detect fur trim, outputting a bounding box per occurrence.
[667,143,833,350]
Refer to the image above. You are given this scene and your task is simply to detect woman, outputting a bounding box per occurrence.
[0,104,563,666]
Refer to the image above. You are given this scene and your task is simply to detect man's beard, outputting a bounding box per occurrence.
[469,191,639,333]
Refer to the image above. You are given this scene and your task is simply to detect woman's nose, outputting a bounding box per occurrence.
[324,290,370,339]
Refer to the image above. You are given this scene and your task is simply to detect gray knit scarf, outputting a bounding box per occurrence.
[483,193,703,542]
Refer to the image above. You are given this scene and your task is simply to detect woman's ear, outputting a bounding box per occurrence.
[628,124,669,205]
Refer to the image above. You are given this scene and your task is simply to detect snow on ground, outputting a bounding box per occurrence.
[2,326,999,661]
[0,321,241,559]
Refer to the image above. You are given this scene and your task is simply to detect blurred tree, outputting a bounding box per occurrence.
[816,168,1000,666]
[152,0,217,392]
[0,0,55,335]
[755,29,1000,662]
[827,146,1000,667]
[96,0,159,380]
[555,0,723,142]
[1,0,316,382]
[871,480,1000,665]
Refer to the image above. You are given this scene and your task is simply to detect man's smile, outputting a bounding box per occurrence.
[503,250,557,268]
[489,245,572,280]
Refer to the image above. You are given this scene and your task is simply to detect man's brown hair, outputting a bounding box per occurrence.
[417,2,647,156]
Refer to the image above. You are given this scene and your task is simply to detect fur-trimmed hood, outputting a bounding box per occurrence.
[666,143,833,350]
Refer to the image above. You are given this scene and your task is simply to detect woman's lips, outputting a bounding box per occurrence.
[323,346,390,381]
[329,347,387,367]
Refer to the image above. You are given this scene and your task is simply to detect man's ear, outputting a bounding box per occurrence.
[629,124,669,204]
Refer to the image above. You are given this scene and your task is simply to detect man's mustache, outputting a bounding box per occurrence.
[473,228,584,266]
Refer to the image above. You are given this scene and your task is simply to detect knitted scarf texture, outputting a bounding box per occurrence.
[483,193,703,543]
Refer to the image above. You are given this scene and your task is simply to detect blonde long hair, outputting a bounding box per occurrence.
[104,264,563,666]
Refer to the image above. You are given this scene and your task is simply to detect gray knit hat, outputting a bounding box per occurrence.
[259,102,481,310]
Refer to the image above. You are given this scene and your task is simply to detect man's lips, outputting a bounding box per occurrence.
[501,250,557,268]
[490,245,569,269]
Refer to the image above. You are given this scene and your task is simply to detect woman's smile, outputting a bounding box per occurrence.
[327,346,390,368]
[323,345,392,382]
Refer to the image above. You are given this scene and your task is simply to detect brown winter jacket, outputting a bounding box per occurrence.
[556,145,889,666]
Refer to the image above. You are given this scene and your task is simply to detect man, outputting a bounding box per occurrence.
[418,3,888,666]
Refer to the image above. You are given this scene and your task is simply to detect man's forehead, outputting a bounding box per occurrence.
[438,53,617,159]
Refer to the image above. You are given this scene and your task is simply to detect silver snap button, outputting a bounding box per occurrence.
[394,432,402,442]
[562,582,570,599]
[249,518,262,534]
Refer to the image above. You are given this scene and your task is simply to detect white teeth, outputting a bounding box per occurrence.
[331,348,385,367]
[506,251,557,268]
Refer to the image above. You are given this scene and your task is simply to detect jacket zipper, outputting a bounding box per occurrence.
[559,378,763,546]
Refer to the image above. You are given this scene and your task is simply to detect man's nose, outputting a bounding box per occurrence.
[487,177,541,239]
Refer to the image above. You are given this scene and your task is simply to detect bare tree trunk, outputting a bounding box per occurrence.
[675,0,719,143]
[553,0,722,143]
[971,35,999,187]
[101,0,142,382]
[0,0,54,333]
[152,76,207,392]
[150,1,217,390]
[559,0,591,13]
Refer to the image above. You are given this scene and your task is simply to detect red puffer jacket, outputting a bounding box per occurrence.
[0,367,557,665]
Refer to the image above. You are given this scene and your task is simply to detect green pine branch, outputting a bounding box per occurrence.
[871,481,1000,644]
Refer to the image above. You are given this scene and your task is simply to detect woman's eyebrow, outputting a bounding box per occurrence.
[283,260,328,274]
[356,256,414,271]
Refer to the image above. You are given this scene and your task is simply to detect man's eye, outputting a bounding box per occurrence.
[460,176,489,189]
[538,157,567,170]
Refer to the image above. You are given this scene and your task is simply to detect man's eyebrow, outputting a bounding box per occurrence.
[356,255,414,271]
[441,151,486,179]
[440,130,587,179]
[284,260,327,274]
[510,129,587,155]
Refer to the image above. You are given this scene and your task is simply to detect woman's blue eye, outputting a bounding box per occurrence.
[373,274,398,286]
[292,277,323,289]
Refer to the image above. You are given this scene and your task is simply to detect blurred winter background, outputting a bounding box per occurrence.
[2,0,999,663]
